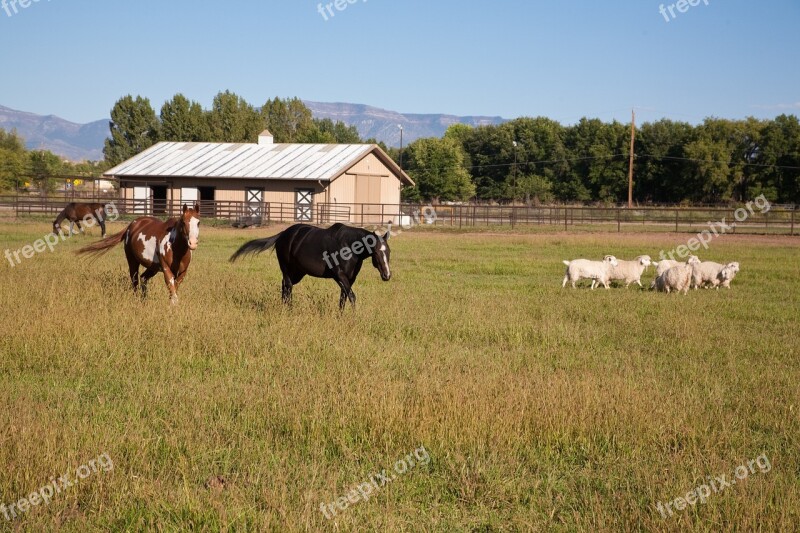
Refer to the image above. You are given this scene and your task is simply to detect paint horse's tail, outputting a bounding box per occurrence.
[229,232,282,262]
[76,228,126,257]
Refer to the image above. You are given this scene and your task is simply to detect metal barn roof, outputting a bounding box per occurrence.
[104,142,413,185]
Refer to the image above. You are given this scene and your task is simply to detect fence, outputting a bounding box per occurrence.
[0,195,796,235]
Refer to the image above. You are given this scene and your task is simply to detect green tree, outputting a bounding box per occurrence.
[634,119,695,203]
[103,95,161,166]
[0,128,27,190]
[161,94,209,142]
[207,91,262,143]
[756,114,800,203]
[29,150,63,193]
[260,97,315,143]
[403,137,475,202]
[563,118,629,203]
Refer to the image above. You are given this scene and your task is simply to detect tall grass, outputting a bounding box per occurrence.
[0,220,798,532]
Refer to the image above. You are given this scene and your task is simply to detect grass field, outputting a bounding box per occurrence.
[0,218,798,532]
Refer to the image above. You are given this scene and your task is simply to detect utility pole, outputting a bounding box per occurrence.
[513,141,518,204]
[628,108,635,208]
[398,124,404,170]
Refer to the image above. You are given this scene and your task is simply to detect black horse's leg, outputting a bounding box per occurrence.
[75,220,84,234]
[98,217,106,237]
[281,274,293,305]
[334,273,355,310]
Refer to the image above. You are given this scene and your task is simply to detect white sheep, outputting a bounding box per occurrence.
[608,255,652,288]
[650,256,700,289]
[652,255,700,277]
[691,261,739,289]
[562,255,619,290]
[711,262,740,289]
[654,264,694,294]
[721,262,740,288]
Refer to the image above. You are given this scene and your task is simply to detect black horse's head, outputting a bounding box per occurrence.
[369,229,391,281]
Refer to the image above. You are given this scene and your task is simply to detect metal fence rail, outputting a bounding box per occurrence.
[0,196,796,235]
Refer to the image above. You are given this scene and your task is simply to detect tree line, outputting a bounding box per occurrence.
[0,129,108,192]
[103,92,376,166]
[401,116,800,205]
[105,92,800,205]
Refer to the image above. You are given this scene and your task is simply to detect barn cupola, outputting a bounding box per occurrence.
[258,129,274,145]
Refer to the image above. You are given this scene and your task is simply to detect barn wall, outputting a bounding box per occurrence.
[328,173,356,204]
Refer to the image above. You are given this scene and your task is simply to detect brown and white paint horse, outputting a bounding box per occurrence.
[77,204,200,304]
[53,202,109,237]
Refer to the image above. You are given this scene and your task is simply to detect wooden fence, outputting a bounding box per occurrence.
[0,196,796,235]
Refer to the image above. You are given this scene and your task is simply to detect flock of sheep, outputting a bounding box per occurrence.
[561,254,740,294]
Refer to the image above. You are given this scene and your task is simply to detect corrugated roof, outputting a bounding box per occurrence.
[103,142,414,185]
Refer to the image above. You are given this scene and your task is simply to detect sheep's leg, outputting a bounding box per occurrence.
[562,276,568,289]
[635,280,643,288]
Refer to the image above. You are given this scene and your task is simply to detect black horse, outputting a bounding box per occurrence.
[230,223,392,309]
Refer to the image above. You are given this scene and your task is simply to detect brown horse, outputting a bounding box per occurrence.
[53,202,109,237]
[77,204,200,304]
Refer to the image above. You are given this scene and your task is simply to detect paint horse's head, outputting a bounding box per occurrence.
[179,204,200,250]
[369,228,391,281]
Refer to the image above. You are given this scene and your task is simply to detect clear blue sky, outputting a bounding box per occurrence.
[1,0,798,126]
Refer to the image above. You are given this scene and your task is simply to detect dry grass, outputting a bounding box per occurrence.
[0,220,798,532]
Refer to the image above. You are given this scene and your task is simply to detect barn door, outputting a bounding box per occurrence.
[133,186,150,214]
[246,188,264,223]
[295,189,313,222]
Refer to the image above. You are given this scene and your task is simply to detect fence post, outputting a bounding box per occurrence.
[564,208,568,231]
[792,208,795,236]
[675,210,679,232]
[617,208,621,233]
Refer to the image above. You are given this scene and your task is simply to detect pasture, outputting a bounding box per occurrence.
[0,219,798,532]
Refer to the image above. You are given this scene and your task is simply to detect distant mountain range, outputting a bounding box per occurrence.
[0,102,507,161]
[0,105,108,161]
[303,101,506,147]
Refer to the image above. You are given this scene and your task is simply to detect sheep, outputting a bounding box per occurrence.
[650,256,700,289]
[654,264,694,294]
[719,262,740,288]
[691,261,739,289]
[709,261,740,289]
[562,255,619,289]
[608,255,652,288]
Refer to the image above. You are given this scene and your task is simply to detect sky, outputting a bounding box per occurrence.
[0,0,798,126]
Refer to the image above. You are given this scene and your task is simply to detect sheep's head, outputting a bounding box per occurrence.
[726,261,740,273]
[687,255,701,266]
[719,265,738,281]
[637,255,652,268]
[603,255,619,267]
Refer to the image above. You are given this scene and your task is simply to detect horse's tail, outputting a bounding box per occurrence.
[75,227,127,257]
[229,233,281,262]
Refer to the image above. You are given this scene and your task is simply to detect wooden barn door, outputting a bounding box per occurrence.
[356,175,383,223]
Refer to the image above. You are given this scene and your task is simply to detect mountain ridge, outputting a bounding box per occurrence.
[0,102,507,161]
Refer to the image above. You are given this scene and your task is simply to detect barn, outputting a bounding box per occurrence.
[104,130,414,224]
